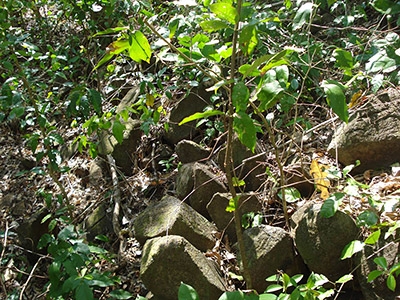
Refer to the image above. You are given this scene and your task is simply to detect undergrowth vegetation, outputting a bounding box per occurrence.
[1,0,400,299]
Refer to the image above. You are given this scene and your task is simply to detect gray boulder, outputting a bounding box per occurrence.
[328,88,400,173]
[207,192,262,243]
[133,196,217,252]
[176,140,210,163]
[189,163,227,219]
[292,203,360,281]
[84,203,113,241]
[240,225,306,293]
[140,235,226,300]
[175,163,195,200]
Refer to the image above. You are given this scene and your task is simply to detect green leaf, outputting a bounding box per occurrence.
[278,188,301,203]
[239,24,258,56]
[357,210,379,227]
[112,120,125,144]
[320,199,339,218]
[365,229,381,245]
[94,52,115,71]
[321,80,348,123]
[292,2,314,31]
[128,31,152,63]
[366,50,397,73]
[232,177,246,187]
[232,81,249,112]
[374,256,388,270]
[233,111,257,152]
[387,274,396,291]
[336,274,353,284]
[218,291,244,300]
[371,0,400,14]
[257,80,284,111]
[75,281,94,300]
[178,282,199,300]
[92,26,128,37]
[368,270,383,282]
[210,3,238,25]
[265,284,283,293]
[8,106,25,119]
[226,196,239,213]
[109,289,133,299]
[200,20,229,32]
[179,110,223,125]
[88,89,102,115]
[341,240,364,260]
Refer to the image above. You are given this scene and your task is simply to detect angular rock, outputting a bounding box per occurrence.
[240,225,306,293]
[292,203,360,281]
[140,235,226,300]
[189,163,227,219]
[328,88,400,173]
[163,87,211,145]
[175,163,195,200]
[207,192,262,243]
[133,196,217,252]
[356,228,400,299]
[98,118,142,176]
[84,203,113,241]
[88,157,106,186]
[176,140,210,164]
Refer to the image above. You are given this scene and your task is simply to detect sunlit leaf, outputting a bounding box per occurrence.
[257,80,284,111]
[365,229,381,245]
[239,24,258,56]
[278,187,301,203]
[179,110,223,125]
[92,26,128,37]
[128,31,152,63]
[336,274,353,284]
[233,111,257,152]
[210,3,238,25]
[292,2,314,30]
[321,80,348,123]
[93,52,115,70]
[112,120,125,144]
[226,196,239,212]
[341,240,364,260]
[200,20,229,32]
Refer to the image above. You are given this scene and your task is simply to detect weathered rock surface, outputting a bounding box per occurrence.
[176,140,210,163]
[189,163,227,219]
[207,192,262,243]
[175,162,195,200]
[84,203,113,241]
[328,88,400,172]
[140,235,226,300]
[356,228,400,300]
[133,196,217,252]
[163,88,211,145]
[240,225,307,293]
[291,203,360,281]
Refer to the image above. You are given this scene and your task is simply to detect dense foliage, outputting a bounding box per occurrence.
[1,0,400,299]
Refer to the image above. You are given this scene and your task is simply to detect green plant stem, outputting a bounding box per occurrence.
[223,0,253,290]
[12,49,72,217]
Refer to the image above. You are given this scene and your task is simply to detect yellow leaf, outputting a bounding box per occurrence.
[146,93,155,107]
[348,90,363,109]
[310,159,330,199]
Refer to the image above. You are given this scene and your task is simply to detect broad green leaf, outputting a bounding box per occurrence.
[374,257,388,270]
[232,81,249,112]
[233,111,257,152]
[218,291,244,300]
[238,64,261,77]
[265,284,283,293]
[8,106,25,119]
[321,80,348,123]
[88,89,102,115]
[371,0,400,14]
[278,187,301,203]
[239,24,258,56]
[226,196,238,212]
[75,281,94,300]
[275,65,289,86]
[341,240,364,259]
[112,120,125,144]
[333,48,354,71]
[109,39,130,55]
[387,274,396,291]
[179,110,223,125]
[210,3,238,25]
[366,51,397,73]
[336,274,353,284]
[92,26,128,37]
[320,199,339,218]
[357,210,379,227]
[200,20,229,32]
[258,80,284,111]
[292,2,314,31]
[368,270,383,282]
[365,229,381,245]
[201,44,221,62]
[178,283,200,300]
[128,31,152,63]
[94,52,115,70]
